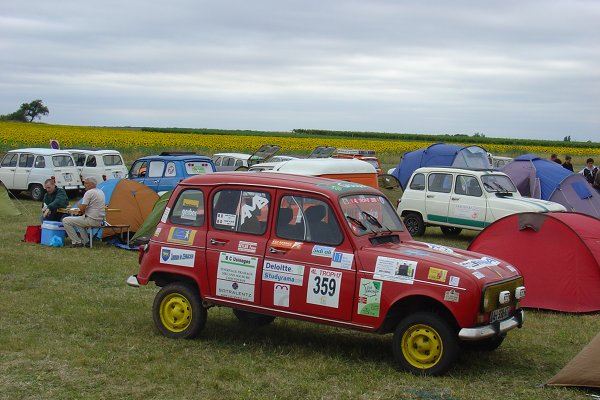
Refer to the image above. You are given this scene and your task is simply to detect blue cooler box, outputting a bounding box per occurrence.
[41,221,65,246]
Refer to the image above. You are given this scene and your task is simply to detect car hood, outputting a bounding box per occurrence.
[357,240,521,285]
[489,196,566,212]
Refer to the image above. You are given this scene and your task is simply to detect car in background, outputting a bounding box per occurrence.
[212,144,281,172]
[0,148,81,200]
[331,148,383,174]
[397,166,566,236]
[67,149,128,183]
[128,152,216,194]
[127,172,526,376]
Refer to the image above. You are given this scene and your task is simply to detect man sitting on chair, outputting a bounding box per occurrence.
[63,176,106,248]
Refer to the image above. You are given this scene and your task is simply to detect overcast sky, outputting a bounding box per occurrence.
[1,1,599,141]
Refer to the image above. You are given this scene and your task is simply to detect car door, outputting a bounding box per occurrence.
[0,153,19,188]
[262,193,355,321]
[205,187,274,305]
[424,172,453,224]
[449,174,487,228]
[14,153,34,189]
[143,160,165,192]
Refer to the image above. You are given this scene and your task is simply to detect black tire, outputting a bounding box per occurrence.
[392,312,459,376]
[30,184,44,201]
[440,226,462,236]
[403,212,425,236]
[461,335,505,351]
[233,309,275,326]
[152,282,206,339]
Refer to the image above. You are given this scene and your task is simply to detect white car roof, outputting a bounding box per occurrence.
[413,166,503,175]
[212,153,252,160]
[66,149,122,155]
[272,158,376,175]
[6,148,74,156]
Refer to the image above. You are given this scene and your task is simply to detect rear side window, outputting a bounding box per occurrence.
[52,155,74,167]
[170,189,205,227]
[212,189,270,235]
[165,162,177,177]
[277,195,342,245]
[103,154,123,166]
[72,153,86,166]
[85,156,97,167]
[428,173,453,193]
[1,153,18,167]
[34,156,46,168]
[19,154,35,168]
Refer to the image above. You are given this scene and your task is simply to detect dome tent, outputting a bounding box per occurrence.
[546,332,600,389]
[501,154,600,218]
[391,143,490,190]
[468,212,600,313]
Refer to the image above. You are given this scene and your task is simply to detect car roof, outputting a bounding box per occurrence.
[273,158,377,175]
[66,149,122,155]
[180,171,380,198]
[6,148,74,156]
[136,154,213,162]
[414,166,502,174]
[212,153,252,160]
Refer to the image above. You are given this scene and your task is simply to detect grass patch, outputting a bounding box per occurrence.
[1,199,599,399]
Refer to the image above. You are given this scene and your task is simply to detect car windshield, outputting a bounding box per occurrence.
[339,194,404,236]
[481,175,517,193]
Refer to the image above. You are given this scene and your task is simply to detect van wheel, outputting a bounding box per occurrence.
[440,226,462,236]
[152,282,206,339]
[233,309,275,326]
[393,312,458,376]
[29,184,44,201]
[403,213,425,236]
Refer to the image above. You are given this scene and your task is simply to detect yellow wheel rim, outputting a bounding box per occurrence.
[401,324,443,369]
[159,293,192,333]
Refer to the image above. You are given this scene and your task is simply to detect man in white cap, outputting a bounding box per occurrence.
[63,176,106,247]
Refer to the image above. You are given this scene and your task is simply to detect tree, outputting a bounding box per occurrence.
[18,99,49,122]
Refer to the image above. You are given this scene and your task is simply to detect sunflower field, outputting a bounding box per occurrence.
[1,122,599,163]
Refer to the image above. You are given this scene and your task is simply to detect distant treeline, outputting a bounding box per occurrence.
[140,127,600,149]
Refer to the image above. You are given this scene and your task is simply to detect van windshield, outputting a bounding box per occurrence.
[339,194,404,236]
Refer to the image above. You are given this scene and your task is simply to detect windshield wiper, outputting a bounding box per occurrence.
[361,211,392,234]
[346,215,369,232]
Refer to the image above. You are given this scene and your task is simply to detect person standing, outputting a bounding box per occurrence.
[42,179,69,221]
[579,158,599,184]
[63,176,106,247]
[561,156,574,172]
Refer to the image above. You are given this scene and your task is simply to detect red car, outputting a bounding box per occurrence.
[127,172,525,375]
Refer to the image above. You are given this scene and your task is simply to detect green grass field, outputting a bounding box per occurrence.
[1,198,599,400]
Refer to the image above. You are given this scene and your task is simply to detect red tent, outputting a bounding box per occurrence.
[468,212,600,312]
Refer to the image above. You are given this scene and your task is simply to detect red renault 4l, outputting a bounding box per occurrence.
[127,172,525,375]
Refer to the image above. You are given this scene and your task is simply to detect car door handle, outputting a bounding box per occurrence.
[426,195,434,198]
[269,247,287,253]
[210,238,228,245]
[451,197,460,201]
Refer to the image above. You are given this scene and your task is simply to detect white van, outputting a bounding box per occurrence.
[0,148,81,200]
[67,149,128,183]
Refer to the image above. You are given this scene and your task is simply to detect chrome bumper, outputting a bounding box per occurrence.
[126,275,140,288]
[459,309,525,341]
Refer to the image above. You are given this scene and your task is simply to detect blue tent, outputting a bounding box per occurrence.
[391,143,490,189]
[501,154,600,218]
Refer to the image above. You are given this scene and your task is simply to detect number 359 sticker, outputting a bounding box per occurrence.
[306,268,342,308]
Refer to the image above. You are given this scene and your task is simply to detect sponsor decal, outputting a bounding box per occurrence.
[153,227,162,237]
[159,246,195,267]
[457,256,501,270]
[238,241,257,253]
[472,271,485,279]
[506,264,517,272]
[444,289,460,303]
[316,181,366,192]
[240,194,269,224]
[160,207,171,223]
[274,284,290,307]
[311,245,335,258]
[306,268,342,308]
[167,227,196,245]
[271,239,302,250]
[216,252,258,302]
[216,213,236,227]
[357,279,382,317]
[452,204,482,220]
[449,276,461,287]
[262,260,305,286]
[330,251,354,270]
[181,198,200,221]
[427,267,448,283]
[423,242,454,254]
[374,256,417,285]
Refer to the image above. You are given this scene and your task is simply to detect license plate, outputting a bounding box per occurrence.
[490,306,510,323]
[64,173,72,182]
[113,172,121,178]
